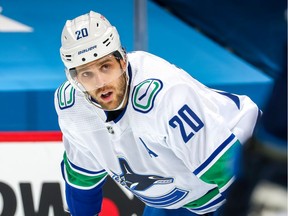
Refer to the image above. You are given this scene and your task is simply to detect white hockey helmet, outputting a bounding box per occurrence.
[60,11,127,92]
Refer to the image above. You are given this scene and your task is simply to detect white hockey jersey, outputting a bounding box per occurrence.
[55,51,259,215]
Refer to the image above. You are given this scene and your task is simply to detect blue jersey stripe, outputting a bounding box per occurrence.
[193,134,235,175]
[192,194,225,211]
[216,91,240,109]
[67,156,106,175]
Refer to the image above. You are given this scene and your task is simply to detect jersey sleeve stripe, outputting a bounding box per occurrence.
[184,188,226,213]
[65,152,106,175]
[184,178,234,211]
[62,153,108,189]
[215,91,240,109]
[186,196,226,215]
[184,187,219,208]
[193,133,236,176]
[184,134,240,212]
[193,194,226,211]
[198,139,240,188]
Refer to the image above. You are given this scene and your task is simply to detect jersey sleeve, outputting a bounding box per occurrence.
[157,79,259,212]
[54,83,108,215]
[61,136,107,216]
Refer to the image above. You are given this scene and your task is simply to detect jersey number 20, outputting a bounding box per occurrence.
[169,104,204,143]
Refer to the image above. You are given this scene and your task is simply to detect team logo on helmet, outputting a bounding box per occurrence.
[132,79,163,113]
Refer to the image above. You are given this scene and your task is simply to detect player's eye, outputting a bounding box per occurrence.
[80,71,93,78]
[100,63,111,72]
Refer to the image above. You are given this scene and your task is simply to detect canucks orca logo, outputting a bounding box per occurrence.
[112,158,173,191]
[111,158,189,207]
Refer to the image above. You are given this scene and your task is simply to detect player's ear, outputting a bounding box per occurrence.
[120,59,127,70]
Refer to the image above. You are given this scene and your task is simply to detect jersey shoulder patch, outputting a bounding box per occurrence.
[57,81,76,110]
[131,78,163,113]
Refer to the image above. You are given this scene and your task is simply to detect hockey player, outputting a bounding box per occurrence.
[55,11,260,216]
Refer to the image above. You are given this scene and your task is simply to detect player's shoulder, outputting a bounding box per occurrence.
[128,51,188,83]
[54,81,76,111]
[54,81,88,114]
[54,81,106,132]
[128,51,172,70]
[130,78,195,114]
[128,51,194,114]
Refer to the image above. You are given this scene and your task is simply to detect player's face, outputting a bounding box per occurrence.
[75,54,127,110]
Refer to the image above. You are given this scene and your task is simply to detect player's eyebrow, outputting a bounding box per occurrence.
[95,56,114,67]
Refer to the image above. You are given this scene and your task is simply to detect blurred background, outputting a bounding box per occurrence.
[0,0,286,215]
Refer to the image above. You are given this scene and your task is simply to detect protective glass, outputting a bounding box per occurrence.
[68,54,125,92]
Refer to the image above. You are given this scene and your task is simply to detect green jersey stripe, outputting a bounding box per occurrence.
[184,140,240,209]
[63,153,108,188]
[184,187,219,208]
[199,140,240,188]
